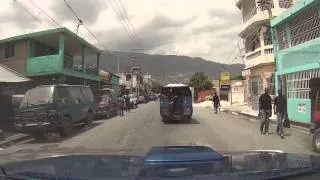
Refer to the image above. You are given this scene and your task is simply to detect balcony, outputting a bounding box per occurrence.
[25,28,101,81]
[240,8,288,38]
[245,45,274,68]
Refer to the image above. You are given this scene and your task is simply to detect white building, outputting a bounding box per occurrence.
[235,0,297,110]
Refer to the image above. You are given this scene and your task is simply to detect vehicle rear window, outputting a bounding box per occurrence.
[69,87,83,99]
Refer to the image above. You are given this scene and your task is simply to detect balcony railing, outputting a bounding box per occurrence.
[264,48,273,55]
[247,50,261,60]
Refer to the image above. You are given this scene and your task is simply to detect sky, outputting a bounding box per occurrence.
[0,0,244,64]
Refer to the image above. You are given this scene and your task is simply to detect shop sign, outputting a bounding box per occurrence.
[220,72,231,81]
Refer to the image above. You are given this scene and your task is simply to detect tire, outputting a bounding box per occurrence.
[60,117,73,138]
[162,117,170,123]
[33,132,46,140]
[312,128,320,153]
[184,115,192,123]
[105,111,111,119]
[85,112,93,125]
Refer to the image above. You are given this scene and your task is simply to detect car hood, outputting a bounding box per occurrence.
[0,146,319,179]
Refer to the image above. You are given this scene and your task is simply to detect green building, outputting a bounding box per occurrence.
[271,0,320,124]
[0,27,101,90]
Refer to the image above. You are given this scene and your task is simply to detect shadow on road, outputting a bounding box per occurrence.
[164,118,200,125]
[27,122,103,144]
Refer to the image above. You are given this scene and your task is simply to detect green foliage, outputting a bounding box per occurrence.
[189,72,213,91]
[151,81,162,93]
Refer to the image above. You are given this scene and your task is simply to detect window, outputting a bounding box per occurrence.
[4,43,15,58]
[54,86,71,102]
[69,86,83,99]
[286,70,320,99]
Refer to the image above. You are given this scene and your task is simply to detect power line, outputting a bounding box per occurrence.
[13,0,49,28]
[61,0,123,70]
[28,0,61,27]
[109,0,135,40]
[114,0,137,38]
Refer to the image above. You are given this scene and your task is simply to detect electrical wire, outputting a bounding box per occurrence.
[28,0,61,27]
[109,0,135,40]
[13,0,49,28]
[114,0,137,38]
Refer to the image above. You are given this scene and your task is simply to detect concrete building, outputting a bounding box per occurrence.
[235,0,297,110]
[0,27,101,92]
[271,0,320,124]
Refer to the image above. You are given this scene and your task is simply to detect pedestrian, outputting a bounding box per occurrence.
[259,88,272,135]
[125,96,130,113]
[274,90,286,139]
[212,92,220,114]
[119,98,124,116]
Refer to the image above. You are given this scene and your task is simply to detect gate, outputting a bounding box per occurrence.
[251,76,263,110]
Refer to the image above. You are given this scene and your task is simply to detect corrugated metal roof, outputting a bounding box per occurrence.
[0,64,30,82]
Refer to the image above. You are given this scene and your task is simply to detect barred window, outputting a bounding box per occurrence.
[276,27,288,50]
[241,0,257,23]
[278,0,293,9]
[289,7,320,47]
[287,69,320,99]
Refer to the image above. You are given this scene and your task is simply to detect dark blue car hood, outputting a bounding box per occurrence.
[1,146,320,179]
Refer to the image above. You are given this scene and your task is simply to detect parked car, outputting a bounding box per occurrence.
[138,96,145,104]
[14,85,96,138]
[95,95,119,119]
[149,94,157,101]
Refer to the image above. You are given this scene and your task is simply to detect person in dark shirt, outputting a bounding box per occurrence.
[274,90,286,139]
[212,92,220,114]
[259,88,272,135]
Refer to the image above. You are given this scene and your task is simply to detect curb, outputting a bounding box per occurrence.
[0,134,32,148]
[222,109,310,133]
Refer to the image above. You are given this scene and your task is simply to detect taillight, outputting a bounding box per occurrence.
[313,103,320,122]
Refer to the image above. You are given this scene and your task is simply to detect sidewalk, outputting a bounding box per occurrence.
[194,101,309,133]
[0,131,31,149]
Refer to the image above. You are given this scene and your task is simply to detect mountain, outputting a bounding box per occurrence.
[76,51,244,84]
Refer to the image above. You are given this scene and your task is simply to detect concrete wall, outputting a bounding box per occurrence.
[0,40,28,75]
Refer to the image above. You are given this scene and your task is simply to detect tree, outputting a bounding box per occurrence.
[151,81,162,93]
[189,72,213,92]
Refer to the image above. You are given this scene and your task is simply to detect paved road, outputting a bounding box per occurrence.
[0,101,316,156]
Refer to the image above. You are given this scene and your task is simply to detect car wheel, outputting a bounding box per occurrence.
[33,132,46,140]
[85,112,93,125]
[162,117,169,123]
[312,128,320,153]
[60,117,73,138]
[106,111,111,119]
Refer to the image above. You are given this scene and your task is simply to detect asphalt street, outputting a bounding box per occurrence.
[0,101,316,156]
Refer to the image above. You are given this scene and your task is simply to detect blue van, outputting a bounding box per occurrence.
[160,84,193,122]
[14,84,96,137]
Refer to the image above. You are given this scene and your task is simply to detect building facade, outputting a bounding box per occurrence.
[0,27,101,93]
[271,0,320,124]
[236,0,297,110]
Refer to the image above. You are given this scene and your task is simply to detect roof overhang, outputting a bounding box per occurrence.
[243,62,274,70]
[0,65,30,82]
[239,19,269,38]
[0,27,101,56]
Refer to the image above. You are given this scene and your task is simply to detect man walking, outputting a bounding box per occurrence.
[212,92,220,114]
[119,98,125,116]
[259,88,272,135]
[274,90,286,139]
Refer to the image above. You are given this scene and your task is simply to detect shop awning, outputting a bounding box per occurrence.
[0,65,30,82]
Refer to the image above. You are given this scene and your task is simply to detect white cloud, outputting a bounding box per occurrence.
[0,0,243,64]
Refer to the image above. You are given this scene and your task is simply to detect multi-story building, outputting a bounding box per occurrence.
[271,0,320,124]
[0,27,101,92]
[236,0,297,110]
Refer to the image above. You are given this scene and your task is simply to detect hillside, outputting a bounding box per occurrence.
[76,51,244,84]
